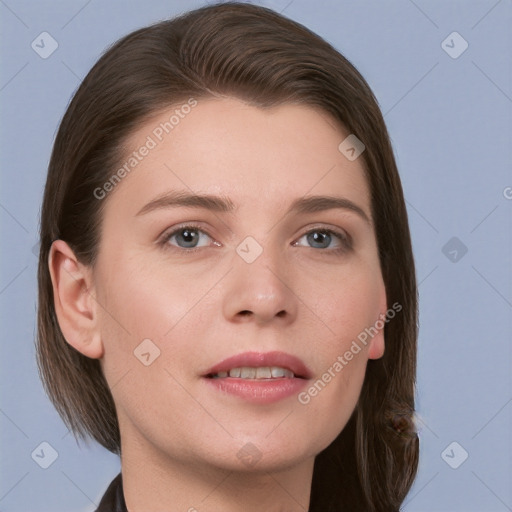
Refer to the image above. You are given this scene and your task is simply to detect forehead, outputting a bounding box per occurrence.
[103,97,371,217]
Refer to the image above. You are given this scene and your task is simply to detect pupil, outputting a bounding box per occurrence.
[179,229,198,247]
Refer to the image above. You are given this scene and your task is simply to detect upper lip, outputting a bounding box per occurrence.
[204,351,312,379]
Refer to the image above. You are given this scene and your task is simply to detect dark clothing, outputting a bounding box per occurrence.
[95,474,127,512]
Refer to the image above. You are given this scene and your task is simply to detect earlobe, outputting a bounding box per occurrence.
[48,240,104,359]
[368,330,385,360]
[368,282,387,360]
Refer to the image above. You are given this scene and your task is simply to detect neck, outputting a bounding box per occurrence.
[120,435,313,512]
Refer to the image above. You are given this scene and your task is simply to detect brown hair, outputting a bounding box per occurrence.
[36,3,418,510]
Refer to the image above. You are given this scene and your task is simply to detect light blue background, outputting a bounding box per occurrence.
[1,0,511,510]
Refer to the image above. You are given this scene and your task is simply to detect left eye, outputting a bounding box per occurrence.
[164,226,213,249]
[294,229,348,250]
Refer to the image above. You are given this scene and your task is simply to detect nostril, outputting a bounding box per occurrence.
[276,310,286,317]
[239,310,252,316]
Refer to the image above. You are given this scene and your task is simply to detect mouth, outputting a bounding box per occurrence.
[203,351,311,404]
[207,366,297,379]
[204,351,312,380]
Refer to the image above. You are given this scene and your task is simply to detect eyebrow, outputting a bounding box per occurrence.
[136,190,370,223]
[136,190,235,216]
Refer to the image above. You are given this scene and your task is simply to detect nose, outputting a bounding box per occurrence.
[222,247,298,326]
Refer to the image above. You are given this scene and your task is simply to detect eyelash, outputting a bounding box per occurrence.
[158,223,352,255]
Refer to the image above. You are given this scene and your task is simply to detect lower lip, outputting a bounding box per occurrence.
[204,377,308,404]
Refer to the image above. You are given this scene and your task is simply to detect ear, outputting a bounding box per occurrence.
[368,279,387,360]
[48,239,104,359]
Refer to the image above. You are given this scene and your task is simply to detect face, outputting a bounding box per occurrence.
[88,97,386,474]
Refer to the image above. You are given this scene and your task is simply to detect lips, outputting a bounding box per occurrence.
[203,351,311,404]
[204,351,312,380]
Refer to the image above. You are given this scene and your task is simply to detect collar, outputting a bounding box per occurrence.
[95,473,127,512]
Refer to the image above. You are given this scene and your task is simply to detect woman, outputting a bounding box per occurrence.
[36,2,419,511]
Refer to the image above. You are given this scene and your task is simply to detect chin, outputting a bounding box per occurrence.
[191,431,324,474]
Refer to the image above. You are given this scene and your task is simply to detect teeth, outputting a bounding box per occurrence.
[240,367,256,379]
[256,367,272,379]
[270,366,285,378]
[212,366,295,379]
[229,368,241,378]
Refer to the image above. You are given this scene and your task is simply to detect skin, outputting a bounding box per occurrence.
[50,97,387,512]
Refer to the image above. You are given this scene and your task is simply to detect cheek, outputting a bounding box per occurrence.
[94,252,223,406]
[295,334,368,453]
[293,262,383,436]
[93,254,189,387]
[318,264,384,351]
[96,251,215,341]
[94,259,211,444]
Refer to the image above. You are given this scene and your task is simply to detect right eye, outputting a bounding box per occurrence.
[160,225,217,250]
